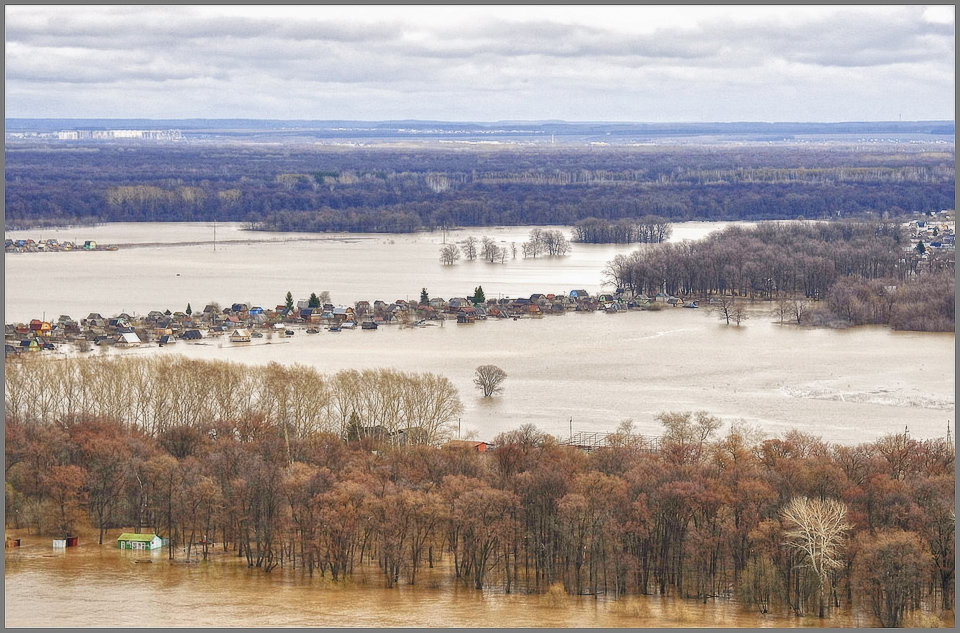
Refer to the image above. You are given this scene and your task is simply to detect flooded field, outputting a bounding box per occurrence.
[3,222,956,627]
[5,223,955,444]
[4,531,880,628]
[11,306,953,444]
[3,222,741,323]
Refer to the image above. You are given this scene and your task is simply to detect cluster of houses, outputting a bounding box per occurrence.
[4,291,693,357]
[4,238,116,253]
[910,213,956,252]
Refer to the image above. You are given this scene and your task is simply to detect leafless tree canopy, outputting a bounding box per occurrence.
[439,243,461,265]
[781,496,851,617]
[473,364,507,397]
[522,228,570,258]
[463,236,478,260]
[5,356,463,448]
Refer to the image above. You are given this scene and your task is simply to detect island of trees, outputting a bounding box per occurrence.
[572,216,672,244]
[4,355,955,627]
[604,221,955,331]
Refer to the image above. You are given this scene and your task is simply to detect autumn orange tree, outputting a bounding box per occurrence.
[3,387,954,621]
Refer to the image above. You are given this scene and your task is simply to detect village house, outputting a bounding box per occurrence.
[29,320,52,335]
[457,306,479,323]
[444,439,495,453]
[230,328,252,343]
[19,338,41,352]
[448,297,470,311]
[116,332,142,348]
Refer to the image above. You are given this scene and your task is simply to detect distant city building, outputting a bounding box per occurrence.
[57,129,182,141]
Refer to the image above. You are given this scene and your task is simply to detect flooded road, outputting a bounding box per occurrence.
[5,532,875,628]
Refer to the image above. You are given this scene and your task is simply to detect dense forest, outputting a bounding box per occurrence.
[604,221,956,331]
[4,142,954,231]
[4,355,954,626]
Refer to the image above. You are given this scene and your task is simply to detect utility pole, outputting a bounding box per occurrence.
[458,417,461,439]
[569,417,573,442]
[213,220,217,252]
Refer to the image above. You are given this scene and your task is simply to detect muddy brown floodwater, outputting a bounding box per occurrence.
[4,531,892,628]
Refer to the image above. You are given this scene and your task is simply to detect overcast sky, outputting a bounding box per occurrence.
[4,5,955,122]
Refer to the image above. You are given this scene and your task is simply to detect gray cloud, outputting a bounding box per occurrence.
[4,5,954,121]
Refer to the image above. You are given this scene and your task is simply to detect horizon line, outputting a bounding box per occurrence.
[5,117,956,124]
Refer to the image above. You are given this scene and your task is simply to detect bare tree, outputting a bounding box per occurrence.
[523,229,545,258]
[781,496,851,618]
[480,237,502,263]
[793,299,809,324]
[732,304,749,326]
[775,294,792,324]
[541,230,571,256]
[463,236,478,261]
[439,243,461,266]
[710,295,737,325]
[474,365,507,397]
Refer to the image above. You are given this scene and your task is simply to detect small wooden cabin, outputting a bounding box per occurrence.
[230,329,252,343]
[117,533,163,550]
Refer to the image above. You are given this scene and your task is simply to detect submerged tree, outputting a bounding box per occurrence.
[463,236,478,261]
[781,496,851,618]
[853,529,930,627]
[440,243,461,265]
[474,365,507,397]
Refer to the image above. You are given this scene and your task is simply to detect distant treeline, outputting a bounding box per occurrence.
[604,222,955,331]
[572,216,672,244]
[4,144,954,231]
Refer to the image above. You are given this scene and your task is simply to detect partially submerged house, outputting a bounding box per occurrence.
[116,332,142,348]
[230,329,252,343]
[117,533,163,550]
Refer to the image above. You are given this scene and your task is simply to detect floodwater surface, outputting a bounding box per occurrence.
[4,222,739,323]
[4,223,954,443]
[4,532,881,628]
[3,222,955,627]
